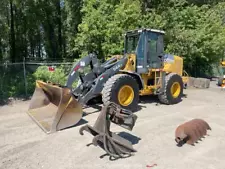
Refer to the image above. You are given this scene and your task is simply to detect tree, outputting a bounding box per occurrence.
[0,0,224,78]
[9,0,16,62]
[64,0,83,57]
[74,0,142,58]
[0,0,10,61]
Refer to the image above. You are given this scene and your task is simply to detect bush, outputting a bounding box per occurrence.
[0,64,75,104]
[33,65,68,85]
[0,65,36,103]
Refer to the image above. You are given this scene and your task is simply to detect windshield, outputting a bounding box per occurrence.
[125,34,140,54]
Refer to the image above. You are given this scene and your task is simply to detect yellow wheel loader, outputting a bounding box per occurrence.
[28,28,189,133]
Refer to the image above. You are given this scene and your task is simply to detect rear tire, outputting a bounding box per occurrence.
[158,73,183,105]
[102,74,139,111]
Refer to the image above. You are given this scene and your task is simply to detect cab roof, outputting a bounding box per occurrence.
[126,28,165,35]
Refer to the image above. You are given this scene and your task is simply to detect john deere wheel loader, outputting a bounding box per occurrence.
[28,28,189,133]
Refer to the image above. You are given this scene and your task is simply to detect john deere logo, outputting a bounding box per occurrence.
[113,64,121,71]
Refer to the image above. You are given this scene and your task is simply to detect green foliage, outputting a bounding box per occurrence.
[73,0,225,77]
[160,3,225,76]
[33,66,68,85]
[64,0,83,56]
[0,64,72,103]
[0,65,35,102]
[1,0,225,74]
[1,0,225,101]
[74,0,142,58]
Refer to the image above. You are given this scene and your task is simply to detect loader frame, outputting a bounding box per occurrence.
[65,29,186,108]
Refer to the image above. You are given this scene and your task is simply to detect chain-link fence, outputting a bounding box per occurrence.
[0,59,75,104]
[0,57,224,104]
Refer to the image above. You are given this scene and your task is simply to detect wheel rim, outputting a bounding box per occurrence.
[118,85,134,106]
[170,82,181,98]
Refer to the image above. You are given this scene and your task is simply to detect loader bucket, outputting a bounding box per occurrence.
[28,80,83,134]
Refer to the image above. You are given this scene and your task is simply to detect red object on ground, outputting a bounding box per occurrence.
[146,164,157,168]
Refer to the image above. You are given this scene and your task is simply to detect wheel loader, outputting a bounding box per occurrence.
[28,28,189,133]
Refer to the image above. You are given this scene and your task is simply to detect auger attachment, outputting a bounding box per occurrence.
[79,102,138,159]
[175,118,211,146]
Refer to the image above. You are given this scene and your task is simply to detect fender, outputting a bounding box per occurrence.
[119,70,144,90]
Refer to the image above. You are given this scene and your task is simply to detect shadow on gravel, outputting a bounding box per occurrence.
[0,96,31,106]
[62,119,89,131]
[135,93,188,112]
[98,132,141,161]
[118,132,141,145]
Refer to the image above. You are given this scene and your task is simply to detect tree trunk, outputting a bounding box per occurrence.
[0,40,2,61]
[63,30,66,58]
[56,0,62,58]
[38,30,41,58]
[9,0,16,63]
[23,3,28,59]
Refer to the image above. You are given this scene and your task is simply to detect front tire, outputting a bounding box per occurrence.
[102,74,139,111]
[158,73,183,105]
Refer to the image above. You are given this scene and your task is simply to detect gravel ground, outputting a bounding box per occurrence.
[0,81,225,169]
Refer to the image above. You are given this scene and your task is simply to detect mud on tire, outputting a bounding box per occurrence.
[102,74,139,111]
[158,73,183,105]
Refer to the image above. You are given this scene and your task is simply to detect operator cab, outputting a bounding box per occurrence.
[124,28,165,73]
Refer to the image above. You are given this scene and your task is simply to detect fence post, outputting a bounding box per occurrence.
[23,57,28,97]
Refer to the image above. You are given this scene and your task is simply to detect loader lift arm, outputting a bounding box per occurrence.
[66,53,128,106]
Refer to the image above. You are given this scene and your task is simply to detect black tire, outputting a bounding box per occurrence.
[158,73,183,105]
[102,74,139,111]
[218,77,223,86]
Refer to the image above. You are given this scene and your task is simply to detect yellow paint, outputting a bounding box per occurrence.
[122,54,136,72]
[139,87,154,96]
[36,80,51,91]
[221,61,225,67]
[35,80,59,99]
[163,55,189,85]
[105,55,123,61]
[139,74,153,95]
[163,55,183,76]
[220,61,225,88]
[222,78,225,87]
[170,82,181,98]
[118,85,134,106]
[139,71,162,96]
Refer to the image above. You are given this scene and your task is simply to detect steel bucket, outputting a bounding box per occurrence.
[28,80,83,134]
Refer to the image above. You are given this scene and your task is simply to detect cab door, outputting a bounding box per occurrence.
[146,32,164,69]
